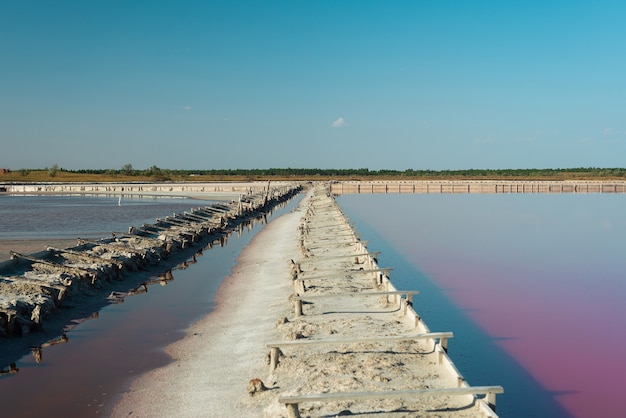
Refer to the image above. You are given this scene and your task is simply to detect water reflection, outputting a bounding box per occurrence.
[338,193,626,418]
[0,195,301,418]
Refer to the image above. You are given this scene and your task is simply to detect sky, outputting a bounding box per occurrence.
[1,1,626,171]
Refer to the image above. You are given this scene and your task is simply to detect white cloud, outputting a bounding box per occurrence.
[331,117,347,128]
[182,106,192,111]
[603,127,614,135]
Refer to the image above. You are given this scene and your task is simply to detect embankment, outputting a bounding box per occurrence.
[0,184,302,368]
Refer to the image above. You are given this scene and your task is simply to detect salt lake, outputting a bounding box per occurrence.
[338,193,626,418]
[1,191,624,417]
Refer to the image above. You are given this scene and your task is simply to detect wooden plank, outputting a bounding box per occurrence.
[278,385,504,404]
[298,252,380,261]
[113,231,164,244]
[293,290,419,301]
[267,331,452,348]
[303,223,353,230]
[46,247,125,268]
[291,289,418,317]
[183,211,219,223]
[77,239,148,256]
[296,268,392,282]
[1,276,67,293]
[10,251,96,277]
[305,240,359,249]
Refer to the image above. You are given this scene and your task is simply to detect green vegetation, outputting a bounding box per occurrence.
[1,166,626,183]
[47,164,60,177]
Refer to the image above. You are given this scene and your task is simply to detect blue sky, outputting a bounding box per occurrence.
[1,1,625,170]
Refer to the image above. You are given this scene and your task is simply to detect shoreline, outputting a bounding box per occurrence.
[0,185,302,369]
[112,186,500,417]
[111,186,304,417]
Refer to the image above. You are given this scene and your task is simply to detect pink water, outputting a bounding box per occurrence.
[339,193,626,418]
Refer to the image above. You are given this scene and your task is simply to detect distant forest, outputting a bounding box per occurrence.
[2,166,626,182]
[73,166,626,178]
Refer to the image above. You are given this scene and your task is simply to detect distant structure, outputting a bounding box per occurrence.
[0,168,10,174]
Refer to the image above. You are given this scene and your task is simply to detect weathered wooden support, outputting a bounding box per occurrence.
[295,268,392,292]
[305,241,359,250]
[293,289,419,302]
[10,251,98,285]
[141,223,169,233]
[77,239,150,260]
[183,211,219,223]
[118,230,163,243]
[302,222,353,230]
[298,252,379,262]
[278,386,504,416]
[2,276,69,306]
[292,289,418,316]
[162,215,194,227]
[47,247,125,269]
[200,205,232,215]
[295,268,393,282]
[304,232,359,240]
[267,331,452,371]
[78,238,152,269]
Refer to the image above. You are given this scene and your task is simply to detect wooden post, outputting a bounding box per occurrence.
[286,403,301,418]
[270,347,280,371]
[295,299,303,317]
[440,337,449,352]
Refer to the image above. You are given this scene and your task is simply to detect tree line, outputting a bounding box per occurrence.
[59,166,626,179]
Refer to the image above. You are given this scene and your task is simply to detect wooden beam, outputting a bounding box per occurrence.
[10,251,97,284]
[298,252,380,261]
[292,290,419,301]
[267,331,451,349]
[77,239,148,257]
[46,247,125,269]
[267,332,452,370]
[303,223,353,230]
[183,211,219,223]
[292,289,418,317]
[278,386,504,417]
[296,268,392,281]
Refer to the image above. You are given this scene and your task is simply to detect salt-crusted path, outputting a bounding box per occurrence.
[111,191,304,417]
[112,186,500,417]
